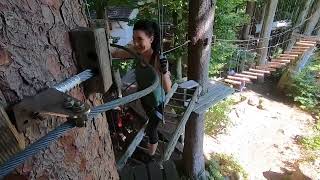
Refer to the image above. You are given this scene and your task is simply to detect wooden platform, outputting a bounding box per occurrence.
[119,160,180,180]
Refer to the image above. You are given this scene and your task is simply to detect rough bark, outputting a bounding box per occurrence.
[0,0,118,179]
[183,0,215,179]
[241,1,255,40]
[257,0,279,65]
[286,0,314,50]
[304,0,320,35]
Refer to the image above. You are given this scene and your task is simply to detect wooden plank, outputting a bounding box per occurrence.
[178,80,199,89]
[193,83,234,114]
[279,54,299,58]
[295,42,316,47]
[267,62,286,66]
[234,73,257,79]
[224,79,242,85]
[147,162,164,180]
[0,105,25,165]
[161,87,199,162]
[255,66,277,71]
[227,76,251,82]
[284,51,303,55]
[298,40,317,44]
[292,46,311,50]
[249,68,271,74]
[70,28,113,94]
[242,71,264,77]
[133,165,148,180]
[275,56,296,60]
[272,59,291,63]
[163,161,180,180]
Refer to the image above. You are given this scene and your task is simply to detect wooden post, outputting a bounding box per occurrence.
[183,0,216,179]
[257,0,279,65]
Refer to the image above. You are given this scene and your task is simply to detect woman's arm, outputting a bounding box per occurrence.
[111,44,135,59]
[162,71,172,92]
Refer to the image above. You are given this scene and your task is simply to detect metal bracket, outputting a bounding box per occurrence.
[13,88,90,132]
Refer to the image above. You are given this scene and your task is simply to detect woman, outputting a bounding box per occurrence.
[112,20,172,161]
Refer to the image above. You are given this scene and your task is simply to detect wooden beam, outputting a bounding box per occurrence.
[279,54,299,58]
[242,70,264,77]
[249,68,271,74]
[275,56,296,60]
[255,66,277,71]
[271,59,291,63]
[296,42,316,47]
[234,73,258,79]
[227,75,252,82]
[284,51,303,55]
[162,87,199,162]
[224,79,242,85]
[298,40,317,44]
[267,62,286,66]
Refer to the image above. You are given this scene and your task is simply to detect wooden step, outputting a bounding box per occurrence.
[234,73,258,79]
[242,71,264,77]
[272,59,291,63]
[227,75,251,83]
[284,51,303,55]
[292,46,311,50]
[255,66,277,72]
[268,62,286,66]
[279,54,299,58]
[298,40,317,44]
[249,68,271,74]
[224,78,242,85]
[276,56,296,60]
[296,42,316,47]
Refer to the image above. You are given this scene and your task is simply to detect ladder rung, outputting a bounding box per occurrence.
[271,59,291,63]
[242,71,264,77]
[268,62,286,66]
[284,51,303,55]
[276,56,296,60]
[298,40,317,44]
[234,73,257,79]
[224,79,242,85]
[279,54,299,58]
[255,66,277,71]
[249,68,271,74]
[295,42,316,47]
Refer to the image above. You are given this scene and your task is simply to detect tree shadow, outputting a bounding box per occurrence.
[263,166,312,180]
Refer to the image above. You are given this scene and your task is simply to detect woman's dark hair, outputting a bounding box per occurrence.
[133,20,160,53]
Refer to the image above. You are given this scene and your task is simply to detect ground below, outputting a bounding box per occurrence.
[203,81,320,180]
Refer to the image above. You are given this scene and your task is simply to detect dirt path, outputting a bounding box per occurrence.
[203,90,320,180]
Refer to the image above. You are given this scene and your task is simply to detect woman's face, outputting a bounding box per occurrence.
[133,30,153,54]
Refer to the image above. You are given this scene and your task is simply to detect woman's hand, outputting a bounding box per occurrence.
[162,71,172,92]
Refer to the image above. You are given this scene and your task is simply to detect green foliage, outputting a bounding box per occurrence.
[206,153,248,180]
[210,0,251,77]
[287,55,320,113]
[298,121,320,151]
[205,98,234,136]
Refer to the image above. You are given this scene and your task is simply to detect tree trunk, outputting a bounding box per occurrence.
[304,0,320,35]
[0,0,118,179]
[257,0,279,65]
[241,1,255,40]
[183,0,215,179]
[286,0,314,50]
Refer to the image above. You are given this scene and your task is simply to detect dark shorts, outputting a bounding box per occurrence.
[144,103,163,144]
